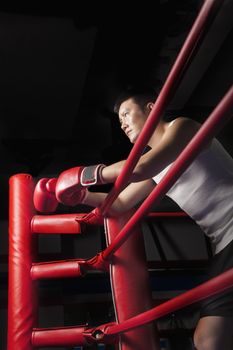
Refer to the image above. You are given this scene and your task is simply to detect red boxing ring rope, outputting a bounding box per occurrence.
[98,267,233,338]
[100,0,222,216]
[103,85,233,260]
[31,266,233,346]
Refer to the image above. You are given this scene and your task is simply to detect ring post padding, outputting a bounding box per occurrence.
[105,210,160,350]
[31,259,85,280]
[31,214,82,234]
[8,174,38,350]
[32,325,88,347]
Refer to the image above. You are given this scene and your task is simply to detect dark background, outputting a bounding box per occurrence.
[0,1,233,349]
[0,0,232,213]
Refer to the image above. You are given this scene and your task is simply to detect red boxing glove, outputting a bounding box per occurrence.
[55,167,88,206]
[55,164,105,206]
[33,178,58,213]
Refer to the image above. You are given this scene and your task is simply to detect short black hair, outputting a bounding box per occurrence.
[114,86,157,114]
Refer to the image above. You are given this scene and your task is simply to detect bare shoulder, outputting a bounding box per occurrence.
[159,117,201,146]
[166,117,200,135]
[169,117,200,128]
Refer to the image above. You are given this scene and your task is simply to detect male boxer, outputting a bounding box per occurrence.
[34,87,233,350]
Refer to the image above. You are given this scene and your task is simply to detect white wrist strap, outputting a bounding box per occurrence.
[81,164,106,186]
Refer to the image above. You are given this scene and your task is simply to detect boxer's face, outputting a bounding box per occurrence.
[119,98,152,143]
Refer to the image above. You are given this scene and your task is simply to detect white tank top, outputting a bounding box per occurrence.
[153,137,233,254]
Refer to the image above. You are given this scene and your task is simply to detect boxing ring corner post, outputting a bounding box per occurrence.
[104,210,160,350]
[8,174,38,350]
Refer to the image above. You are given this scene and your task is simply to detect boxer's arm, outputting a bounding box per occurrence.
[83,178,155,216]
[101,159,126,184]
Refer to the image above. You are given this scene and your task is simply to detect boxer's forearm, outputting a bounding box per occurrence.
[82,191,125,216]
[82,191,107,207]
[101,159,126,183]
[102,158,147,184]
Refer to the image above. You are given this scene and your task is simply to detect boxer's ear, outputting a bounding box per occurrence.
[146,102,154,111]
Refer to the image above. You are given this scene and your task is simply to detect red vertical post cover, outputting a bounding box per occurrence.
[8,174,38,350]
[105,210,160,350]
